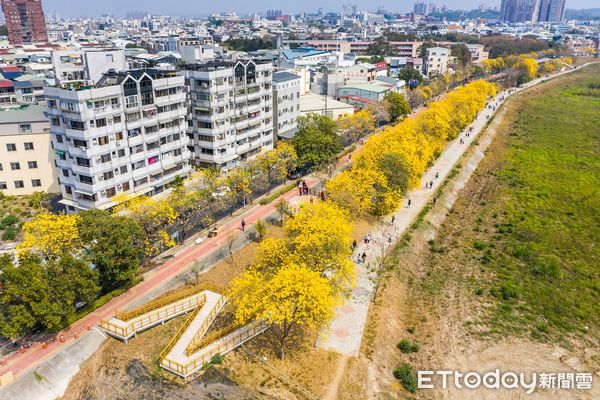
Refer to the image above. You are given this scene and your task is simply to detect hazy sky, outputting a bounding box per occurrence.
[41,0,598,18]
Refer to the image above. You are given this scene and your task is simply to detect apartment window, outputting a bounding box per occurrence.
[113,115,122,124]
[62,169,69,177]
[73,139,87,148]
[122,181,130,191]
[19,124,32,133]
[24,142,34,150]
[115,132,124,140]
[14,180,24,189]
[125,95,139,109]
[50,117,60,126]
[98,136,109,145]
[0,182,6,190]
[76,157,91,167]
[103,171,114,180]
[79,175,93,184]
[28,161,38,169]
[120,165,128,174]
[111,98,121,108]
[100,153,111,163]
[6,143,16,152]
[96,118,107,128]
[10,162,20,170]
[70,120,85,130]
[47,99,57,108]
[31,179,41,187]
[65,185,72,195]
[118,149,126,158]
[55,134,64,143]
[141,92,153,106]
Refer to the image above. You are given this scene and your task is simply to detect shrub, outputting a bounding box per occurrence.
[397,339,420,353]
[473,241,486,250]
[210,353,224,365]
[2,214,19,226]
[393,363,417,393]
[2,226,18,241]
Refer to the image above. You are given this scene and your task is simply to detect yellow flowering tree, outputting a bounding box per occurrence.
[229,263,335,359]
[18,213,81,259]
[254,142,297,193]
[337,109,376,144]
[284,202,355,293]
[116,196,178,257]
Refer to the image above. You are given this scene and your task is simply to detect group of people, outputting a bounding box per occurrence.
[298,180,309,196]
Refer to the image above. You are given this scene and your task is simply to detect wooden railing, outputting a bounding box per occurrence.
[185,318,236,356]
[159,302,204,360]
[115,282,223,321]
[99,294,207,339]
[159,320,270,378]
[184,295,228,356]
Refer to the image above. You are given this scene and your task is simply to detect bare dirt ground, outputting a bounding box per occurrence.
[337,73,600,400]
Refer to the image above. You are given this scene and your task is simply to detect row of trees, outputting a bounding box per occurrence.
[326,80,498,217]
[230,201,354,359]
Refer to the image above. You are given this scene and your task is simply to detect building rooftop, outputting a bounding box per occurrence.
[0,105,47,125]
[338,83,391,93]
[282,47,329,61]
[272,71,300,82]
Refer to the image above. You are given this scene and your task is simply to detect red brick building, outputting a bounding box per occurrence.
[1,0,48,45]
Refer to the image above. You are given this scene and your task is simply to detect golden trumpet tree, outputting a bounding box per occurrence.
[18,213,81,259]
[115,195,178,257]
[254,142,297,193]
[284,201,355,293]
[337,109,376,144]
[229,263,335,359]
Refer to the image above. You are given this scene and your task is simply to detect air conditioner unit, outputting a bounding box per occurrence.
[96,156,102,163]
[114,169,119,175]
[109,134,115,140]
[98,175,104,181]
[100,190,106,197]
[80,146,87,151]
[117,183,123,189]
[116,141,121,146]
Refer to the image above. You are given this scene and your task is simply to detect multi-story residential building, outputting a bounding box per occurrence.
[52,48,128,85]
[182,59,274,170]
[44,69,191,212]
[272,71,301,140]
[1,0,48,45]
[424,47,455,76]
[467,44,490,63]
[0,105,59,195]
[537,0,566,22]
[500,0,541,23]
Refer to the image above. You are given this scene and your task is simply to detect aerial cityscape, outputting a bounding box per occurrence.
[0,0,597,399]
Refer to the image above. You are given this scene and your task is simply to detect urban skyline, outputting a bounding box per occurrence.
[22,0,592,18]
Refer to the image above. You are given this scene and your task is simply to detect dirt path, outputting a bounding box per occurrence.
[323,356,349,400]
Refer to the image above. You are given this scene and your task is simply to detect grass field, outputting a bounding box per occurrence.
[472,66,600,339]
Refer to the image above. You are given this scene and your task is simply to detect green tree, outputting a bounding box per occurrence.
[398,67,423,86]
[383,92,411,122]
[417,40,436,59]
[78,210,143,291]
[377,152,411,193]
[451,44,472,66]
[0,253,99,337]
[292,114,342,166]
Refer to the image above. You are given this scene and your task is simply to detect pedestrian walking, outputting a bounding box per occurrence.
[241,219,246,232]
[407,198,412,208]
[361,252,367,263]
[435,172,439,179]
[430,181,434,188]
[352,239,357,250]
[391,215,396,224]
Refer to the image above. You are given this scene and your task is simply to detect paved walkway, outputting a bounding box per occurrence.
[316,63,595,356]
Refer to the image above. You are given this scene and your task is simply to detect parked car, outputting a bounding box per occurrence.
[287,162,314,180]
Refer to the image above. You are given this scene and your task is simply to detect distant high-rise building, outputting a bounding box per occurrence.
[537,0,566,22]
[414,1,429,16]
[266,9,282,20]
[1,0,48,44]
[500,0,540,22]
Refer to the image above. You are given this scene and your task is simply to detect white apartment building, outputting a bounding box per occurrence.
[44,69,191,212]
[181,60,274,170]
[0,105,59,196]
[52,48,128,85]
[272,71,301,140]
[424,47,456,77]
